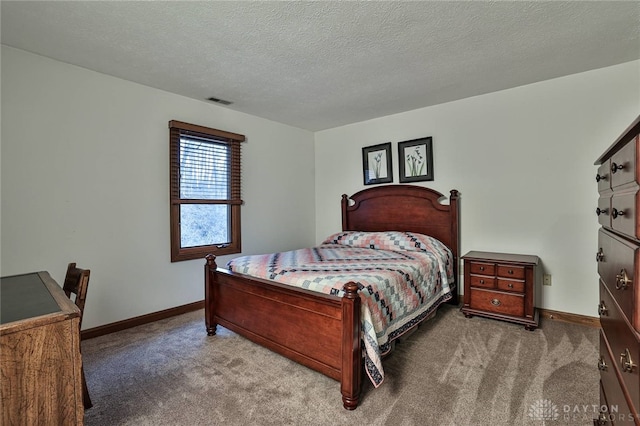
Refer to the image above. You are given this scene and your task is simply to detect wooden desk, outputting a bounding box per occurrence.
[1,272,84,425]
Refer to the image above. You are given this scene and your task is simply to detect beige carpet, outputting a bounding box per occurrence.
[82,305,599,425]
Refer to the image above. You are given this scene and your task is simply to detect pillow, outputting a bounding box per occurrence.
[322,230,447,254]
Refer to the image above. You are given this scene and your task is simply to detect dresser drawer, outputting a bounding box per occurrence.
[599,330,637,424]
[496,278,524,293]
[469,288,524,317]
[610,189,639,239]
[611,140,637,189]
[598,229,639,330]
[600,282,640,415]
[469,262,495,276]
[598,160,612,193]
[598,195,612,227]
[469,275,495,289]
[597,381,612,426]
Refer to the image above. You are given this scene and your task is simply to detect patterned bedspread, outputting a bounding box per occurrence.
[226,231,454,387]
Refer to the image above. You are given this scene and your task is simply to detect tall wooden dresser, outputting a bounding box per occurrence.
[595,115,640,425]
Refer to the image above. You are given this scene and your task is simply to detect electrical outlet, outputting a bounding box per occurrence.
[543,274,552,286]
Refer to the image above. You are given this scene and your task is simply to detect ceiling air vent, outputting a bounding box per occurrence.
[207,97,233,105]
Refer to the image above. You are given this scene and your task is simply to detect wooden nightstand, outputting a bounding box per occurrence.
[461,251,540,330]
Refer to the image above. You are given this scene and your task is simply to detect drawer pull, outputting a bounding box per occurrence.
[596,207,608,216]
[611,162,625,173]
[596,248,604,262]
[611,208,626,219]
[615,269,632,290]
[507,283,514,288]
[479,279,484,284]
[620,348,636,373]
[507,269,514,275]
[597,355,608,371]
[596,173,608,182]
[598,301,608,316]
[490,298,501,307]
[479,266,485,271]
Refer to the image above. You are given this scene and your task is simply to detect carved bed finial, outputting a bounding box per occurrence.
[343,282,360,299]
[205,253,218,269]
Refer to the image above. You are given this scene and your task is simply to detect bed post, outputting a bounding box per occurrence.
[341,194,350,231]
[449,189,460,306]
[341,282,361,410]
[205,254,218,336]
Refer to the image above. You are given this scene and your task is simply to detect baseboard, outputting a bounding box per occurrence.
[538,308,600,328]
[80,301,598,340]
[81,300,204,340]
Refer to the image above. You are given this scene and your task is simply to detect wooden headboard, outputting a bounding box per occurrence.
[341,184,460,267]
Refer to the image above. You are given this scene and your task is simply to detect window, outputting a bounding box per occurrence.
[169,120,244,262]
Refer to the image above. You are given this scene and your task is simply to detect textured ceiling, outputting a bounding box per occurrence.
[2,1,639,131]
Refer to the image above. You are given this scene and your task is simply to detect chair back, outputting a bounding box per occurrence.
[62,262,90,328]
[62,262,93,409]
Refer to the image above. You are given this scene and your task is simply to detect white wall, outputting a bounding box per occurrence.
[1,46,316,329]
[3,46,638,326]
[315,60,640,317]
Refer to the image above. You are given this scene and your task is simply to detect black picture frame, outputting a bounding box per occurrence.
[362,142,393,185]
[398,137,434,182]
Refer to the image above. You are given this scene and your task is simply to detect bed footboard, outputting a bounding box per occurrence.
[205,254,362,410]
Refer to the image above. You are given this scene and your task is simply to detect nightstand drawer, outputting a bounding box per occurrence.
[469,262,495,276]
[469,289,524,317]
[497,278,524,293]
[469,275,495,289]
[497,265,525,279]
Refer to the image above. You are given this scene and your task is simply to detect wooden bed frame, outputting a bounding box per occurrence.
[204,185,459,410]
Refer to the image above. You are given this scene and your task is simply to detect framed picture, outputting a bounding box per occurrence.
[362,142,393,185]
[398,137,434,182]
